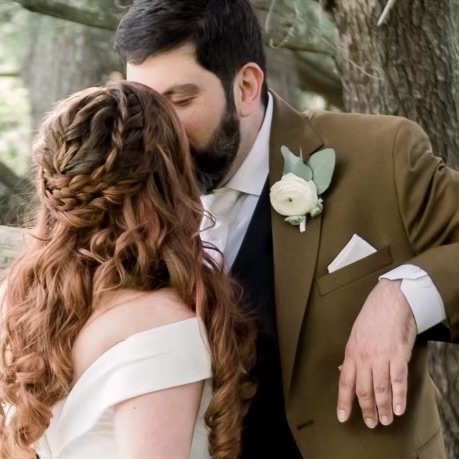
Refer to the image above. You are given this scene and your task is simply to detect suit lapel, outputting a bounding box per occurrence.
[269,92,324,397]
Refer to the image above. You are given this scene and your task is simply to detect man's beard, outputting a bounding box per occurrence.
[191,106,240,194]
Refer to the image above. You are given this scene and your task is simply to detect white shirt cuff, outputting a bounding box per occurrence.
[379,264,446,334]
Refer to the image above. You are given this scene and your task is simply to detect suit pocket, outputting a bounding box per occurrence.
[416,428,446,459]
[318,245,392,296]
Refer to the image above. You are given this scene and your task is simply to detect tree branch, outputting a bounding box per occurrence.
[14,0,336,55]
[255,2,336,55]
[13,0,120,31]
[0,71,20,77]
[318,0,336,12]
[267,39,334,54]
[377,0,397,26]
[0,161,31,194]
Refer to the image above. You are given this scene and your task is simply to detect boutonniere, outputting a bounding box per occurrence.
[270,146,336,232]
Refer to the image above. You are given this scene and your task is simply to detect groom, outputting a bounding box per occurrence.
[116,1,458,458]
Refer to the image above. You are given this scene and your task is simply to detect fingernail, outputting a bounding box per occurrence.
[381,415,390,425]
[365,418,377,429]
[337,410,346,422]
[395,405,403,416]
[338,365,343,371]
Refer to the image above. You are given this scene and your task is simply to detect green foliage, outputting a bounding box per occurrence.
[281,145,313,181]
[307,147,335,194]
[281,145,336,194]
[0,7,34,66]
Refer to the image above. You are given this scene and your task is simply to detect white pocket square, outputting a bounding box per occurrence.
[327,234,376,273]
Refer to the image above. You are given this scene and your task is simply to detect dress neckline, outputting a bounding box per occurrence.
[70,317,202,392]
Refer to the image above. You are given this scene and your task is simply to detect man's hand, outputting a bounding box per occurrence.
[337,279,417,428]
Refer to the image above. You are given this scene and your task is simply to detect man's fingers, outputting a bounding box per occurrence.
[337,361,356,423]
[390,358,408,416]
[373,361,393,425]
[337,278,415,428]
[356,367,378,429]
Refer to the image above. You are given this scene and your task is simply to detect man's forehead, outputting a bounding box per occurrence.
[127,71,202,96]
[126,49,207,94]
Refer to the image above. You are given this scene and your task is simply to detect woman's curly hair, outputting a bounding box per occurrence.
[0,81,256,458]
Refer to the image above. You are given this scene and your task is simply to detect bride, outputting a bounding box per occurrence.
[0,81,256,458]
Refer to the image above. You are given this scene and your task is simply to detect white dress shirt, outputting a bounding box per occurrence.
[200,94,272,270]
[201,93,446,334]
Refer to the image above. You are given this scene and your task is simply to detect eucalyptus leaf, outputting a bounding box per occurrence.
[307,148,336,194]
[281,145,313,182]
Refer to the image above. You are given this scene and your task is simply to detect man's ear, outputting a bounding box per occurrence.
[234,63,265,117]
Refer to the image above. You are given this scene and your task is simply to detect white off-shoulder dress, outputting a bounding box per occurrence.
[36,318,212,459]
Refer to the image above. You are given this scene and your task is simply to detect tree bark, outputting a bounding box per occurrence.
[331,0,459,167]
[428,342,459,459]
[331,1,459,457]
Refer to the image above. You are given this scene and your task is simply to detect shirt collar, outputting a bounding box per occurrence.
[225,93,273,196]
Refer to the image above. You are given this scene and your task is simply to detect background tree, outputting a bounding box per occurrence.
[24,14,122,130]
[328,0,459,167]
[0,0,341,228]
[1,0,125,224]
[11,0,342,110]
[0,2,33,225]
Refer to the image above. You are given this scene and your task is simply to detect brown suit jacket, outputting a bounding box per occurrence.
[268,93,459,459]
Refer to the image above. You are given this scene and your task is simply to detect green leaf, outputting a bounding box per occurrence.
[281,145,313,182]
[307,148,336,194]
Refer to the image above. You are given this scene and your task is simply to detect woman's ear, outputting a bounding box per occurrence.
[234,63,265,117]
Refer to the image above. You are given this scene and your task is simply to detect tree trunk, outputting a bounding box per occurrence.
[331,0,459,167]
[22,15,122,129]
[428,342,459,459]
[330,1,459,457]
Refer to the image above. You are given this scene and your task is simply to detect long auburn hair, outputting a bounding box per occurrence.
[0,81,256,458]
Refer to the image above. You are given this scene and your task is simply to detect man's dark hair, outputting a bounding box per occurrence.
[115,0,268,105]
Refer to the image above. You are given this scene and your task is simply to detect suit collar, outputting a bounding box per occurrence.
[269,92,324,397]
[269,91,323,175]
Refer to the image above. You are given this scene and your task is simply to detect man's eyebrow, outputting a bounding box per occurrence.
[163,84,200,96]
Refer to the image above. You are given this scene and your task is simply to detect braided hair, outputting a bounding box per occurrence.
[0,81,256,458]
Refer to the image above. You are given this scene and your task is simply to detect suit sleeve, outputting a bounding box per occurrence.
[391,119,459,339]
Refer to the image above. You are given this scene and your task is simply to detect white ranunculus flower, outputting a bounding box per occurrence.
[270,173,318,217]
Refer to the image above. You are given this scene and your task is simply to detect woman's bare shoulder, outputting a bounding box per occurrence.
[72,288,196,383]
